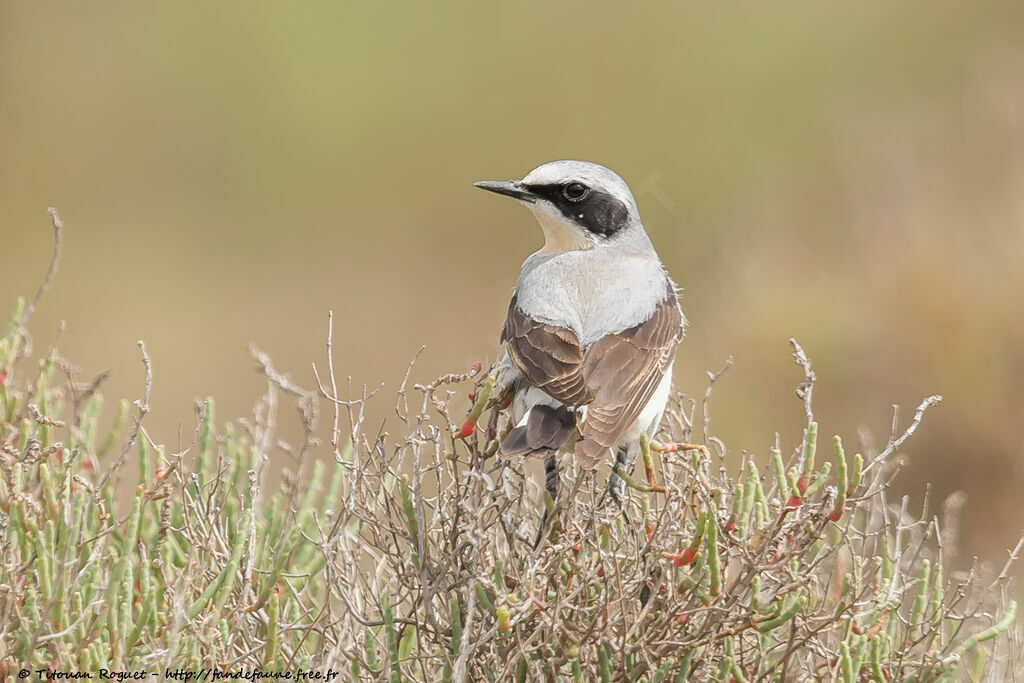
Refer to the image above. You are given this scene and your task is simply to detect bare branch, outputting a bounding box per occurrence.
[789,338,816,426]
[18,207,64,330]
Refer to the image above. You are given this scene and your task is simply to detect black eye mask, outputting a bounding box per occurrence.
[522,183,631,238]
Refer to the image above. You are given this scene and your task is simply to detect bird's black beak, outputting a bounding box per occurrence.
[473,180,536,203]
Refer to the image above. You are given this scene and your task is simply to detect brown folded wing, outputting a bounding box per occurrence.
[500,296,594,406]
[501,288,684,468]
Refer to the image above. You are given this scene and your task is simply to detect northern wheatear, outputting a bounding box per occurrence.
[475,160,686,512]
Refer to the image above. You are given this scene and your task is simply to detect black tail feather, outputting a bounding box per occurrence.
[500,404,575,459]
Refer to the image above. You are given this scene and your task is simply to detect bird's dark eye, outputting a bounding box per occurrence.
[562,182,589,202]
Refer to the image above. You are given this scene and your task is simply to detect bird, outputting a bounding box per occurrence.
[474,160,686,522]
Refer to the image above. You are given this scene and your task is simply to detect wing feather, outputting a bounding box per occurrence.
[501,286,684,467]
[502,295,593,406]
[575,296,683,466]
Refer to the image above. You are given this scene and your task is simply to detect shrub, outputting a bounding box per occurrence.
[0,213,1020,681]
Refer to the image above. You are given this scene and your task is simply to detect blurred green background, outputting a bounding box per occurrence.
[2,2,1023,560]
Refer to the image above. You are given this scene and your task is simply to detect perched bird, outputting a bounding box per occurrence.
[475,160,685,511]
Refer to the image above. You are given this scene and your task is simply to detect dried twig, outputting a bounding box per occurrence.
[18,207,64,331]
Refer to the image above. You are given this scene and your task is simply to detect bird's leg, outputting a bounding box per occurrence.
[605,444,635,527]
[533,454,561,549]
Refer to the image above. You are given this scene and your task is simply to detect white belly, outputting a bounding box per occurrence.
[619,360,673,442]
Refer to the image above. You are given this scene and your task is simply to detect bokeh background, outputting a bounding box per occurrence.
[2,2,1023,561]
